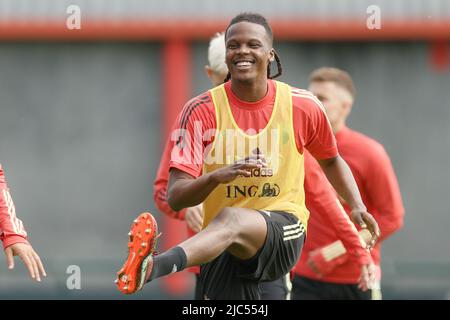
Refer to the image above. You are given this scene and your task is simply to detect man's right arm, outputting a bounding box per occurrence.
[167,168,219,211]
[168,160,264,211]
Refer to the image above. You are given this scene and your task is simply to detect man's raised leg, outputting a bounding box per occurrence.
[116,207,267,294]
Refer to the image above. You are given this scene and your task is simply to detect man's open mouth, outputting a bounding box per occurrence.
[234,60,255,69]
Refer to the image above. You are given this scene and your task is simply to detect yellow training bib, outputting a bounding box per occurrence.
[202,81,309,229]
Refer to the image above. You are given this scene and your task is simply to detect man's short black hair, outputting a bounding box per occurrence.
[225,12,273,43]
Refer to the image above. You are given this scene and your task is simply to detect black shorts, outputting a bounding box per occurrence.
[291,275,372,300]
[259,275,290,300]
[199,210,305,300]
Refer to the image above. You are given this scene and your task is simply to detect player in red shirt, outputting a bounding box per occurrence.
[292,67,404,300]
[116,13,379,299]
[0,164,46,282]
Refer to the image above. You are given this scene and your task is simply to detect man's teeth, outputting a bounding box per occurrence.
[236,61,252,67]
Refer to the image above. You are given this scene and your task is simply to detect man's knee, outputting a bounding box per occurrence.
[213,207,239,230]
[212,208,267,258]
[214,207,267,234]
[210,207,240,239]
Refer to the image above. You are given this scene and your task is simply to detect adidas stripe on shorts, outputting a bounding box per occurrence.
[199,210,305,300]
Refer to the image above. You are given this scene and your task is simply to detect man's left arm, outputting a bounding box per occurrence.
[318,156,380,247]
[308,147,403,285]
[298,94,380,246]
[365,147,404,241]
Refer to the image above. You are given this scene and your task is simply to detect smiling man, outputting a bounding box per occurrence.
[116,12,379,299]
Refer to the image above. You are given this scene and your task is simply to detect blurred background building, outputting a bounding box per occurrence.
[0,0,449,299]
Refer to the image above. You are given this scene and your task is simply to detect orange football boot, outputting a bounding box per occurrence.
[116,212,160,294]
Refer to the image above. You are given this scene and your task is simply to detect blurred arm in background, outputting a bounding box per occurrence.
[0,164,46,282]
[153,134,203,233]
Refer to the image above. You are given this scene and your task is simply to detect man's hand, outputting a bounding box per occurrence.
[5,243,46,282]
[168,149,267,211]
[350,209,380,249]
[185,204,204,233]
[358,263,376,292]
[211,153,267,184]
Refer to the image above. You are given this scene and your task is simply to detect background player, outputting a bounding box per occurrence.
[0,164,46,282]
[117,13,379,299]
[292,67,404,300]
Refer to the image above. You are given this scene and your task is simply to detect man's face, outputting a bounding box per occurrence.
[225,22,274,84]
[308,81,352,130]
